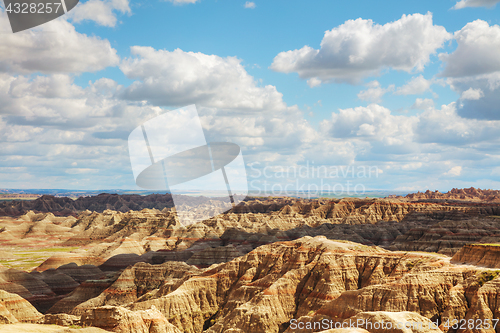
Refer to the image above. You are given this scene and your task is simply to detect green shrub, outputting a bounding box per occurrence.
[478,270,500,286]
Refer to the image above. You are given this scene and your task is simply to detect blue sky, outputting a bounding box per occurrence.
[1,0,500,194]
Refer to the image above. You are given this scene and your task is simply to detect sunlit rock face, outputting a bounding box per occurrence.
[32,236,500,333]
[2,191,500,332]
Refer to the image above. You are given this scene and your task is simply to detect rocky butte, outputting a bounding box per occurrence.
[0,187,499,332]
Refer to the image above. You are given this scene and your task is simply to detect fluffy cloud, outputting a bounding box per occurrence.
[0,72,166,189]
[270,13,451,84]
[461,88,484,100]
[164,0,199,4]
[439,21,500,120]
[444,72,500,119]
[201,106,317,156]
[309,103,500,193]
[0,72,317,189]
[0,10,119,74]
[458,87,500,119]
[244,2,256,9]
[320,104,416,149]
[395,75,432,95]
[307,78,322,88]
[444,166,462,176]
[119,47,286,110]
[357,81,394,103]
[414,102,500,144]
[0,73,160,130]
[319,102,500,157]
[68,0,131,27]
[439,20,500,77]
[411,98,434,110]
[2,71,500,190]
[7,75,84,99]
[452,0,500,9]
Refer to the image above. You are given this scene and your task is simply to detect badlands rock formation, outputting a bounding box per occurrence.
[20,196,499,271]
[29,237,499,333]
[1,190,500,332]
[0,193,231,217]
[0,289,42,323]
[400,187,500,202]
[388,217,500,255]
[2,193,500,276]
[1,187,499,217]
[451,244,500,268]
[0,260,107,313]
[1,234,500,332]
[0,323,110,333]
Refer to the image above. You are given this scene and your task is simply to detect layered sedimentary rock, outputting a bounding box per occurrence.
[0,268,61,313]
[47,274,119,314]
[8,235,498,333]
[51,263,105,283]
[32,212,500,272]
[390,217,500,255]
[0,193,235,218]
[96,254,137,272]
[2,192,500,274]
[39,313,81,326]
[34,253,106,271]
[1,187,497,218]
[40,236,499,333]
[71,262,199,316]
[48,239,407,331]
[32,271,79,295]
[185,244,243,267]
[80,305,182,333]
[0,262,107,315]
[451,244,500,268]
[0,212,77,248]
[401,187,500,202]
[0,193,174,217]
[13,195,495,271]
[0,323,111,332]
[0,289,42,323]
[2,192,500,333]
[43,305,182,333]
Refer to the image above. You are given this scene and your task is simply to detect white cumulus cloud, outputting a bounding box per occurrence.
[395,75,432,95]
[0,10,119,74]
[244,1,256,9]
[438,21,500,120]
[119,46,286,111]
[357,81,394,103]
[461,88,484,100]
[164,0,199,5]
[320,104,416,144]
[444,166,462,176]
[68,0,131,27]
[453,0,500,9]
[440,20,500,77]
[411,98,434,110]
[414,102,500,144]
[270,13,451,84]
